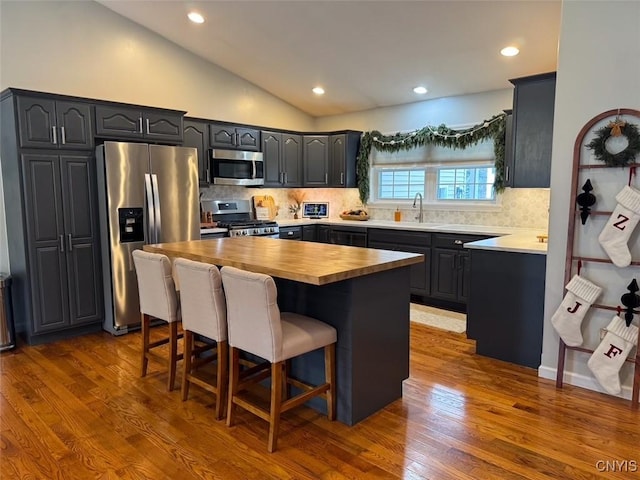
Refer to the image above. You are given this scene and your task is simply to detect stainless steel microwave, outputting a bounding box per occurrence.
[209,149,264,186]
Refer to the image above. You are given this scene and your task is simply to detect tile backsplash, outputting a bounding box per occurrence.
[200,186,550,229]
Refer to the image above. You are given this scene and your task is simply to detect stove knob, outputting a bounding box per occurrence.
[242,230,248,236]
[254,228,259,234]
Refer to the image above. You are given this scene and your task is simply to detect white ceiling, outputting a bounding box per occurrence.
[97,0,561,118]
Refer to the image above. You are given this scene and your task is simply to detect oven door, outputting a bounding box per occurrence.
[210,149,264,186]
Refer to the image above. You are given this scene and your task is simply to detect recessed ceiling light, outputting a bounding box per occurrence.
[312,86,325,95]
[188,12,205,24]
[500,46,519,57]
[413,86,428,95]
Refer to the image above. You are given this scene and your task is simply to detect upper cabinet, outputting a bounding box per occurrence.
[17,97,93,150]
[95,105,184,143]
[303,132,361,188]
[508,72,556,188]
[210,123,260,151]
[262,131,303,187]
[183,119,211,186]
[303,135,330,186]
[329,132,360,188]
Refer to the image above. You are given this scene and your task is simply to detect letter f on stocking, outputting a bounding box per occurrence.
[603,344,623,358]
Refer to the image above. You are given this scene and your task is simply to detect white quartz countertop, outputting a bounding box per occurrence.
[277,218,548,255]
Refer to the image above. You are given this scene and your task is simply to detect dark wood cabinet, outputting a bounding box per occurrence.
[302,225,317,241]
[21,153,103,334]
[17,97,93,150]
[508,72,556,188]
[303,133,360,187]
[304,135,330,186]
[2,90,103,345]
[183,119,210,185]
[329,226,367,247]
[210,123,260,151]
[430,233,490,308]
[95,105,184,143]
[329,132,360,187]
[262,131,303,187]
[279,226,302,240]
[317,225,331,243]
[467,248,546,368]
[367,229,430,297]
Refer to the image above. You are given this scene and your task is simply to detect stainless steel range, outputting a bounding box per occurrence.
[207,199,279,238]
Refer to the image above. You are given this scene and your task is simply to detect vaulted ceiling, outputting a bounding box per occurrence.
[98,0,561,117]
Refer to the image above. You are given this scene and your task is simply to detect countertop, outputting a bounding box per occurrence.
[144,236,424,285]
[276,218,548,255]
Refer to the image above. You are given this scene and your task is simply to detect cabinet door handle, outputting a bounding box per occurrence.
[284,172,287,184]
[235,132,240,146]
[505,166,510,183]
[146,118,150,134]
[206,167,211,184]
[454,240,463,245]
[60,126,66,145]
[287,231,294,236]
[67,234,73,251]
[52,126,58,145]
[59,235,65,252]
[138,117,143,133]
[325,173,328,184]
[340,172,344,185]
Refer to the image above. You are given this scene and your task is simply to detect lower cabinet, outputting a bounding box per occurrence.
[279,226,302,240]
[17,153,103,341]
[467,248,546,368]
[302,225,317,241]
[367,229,431,297]
[430,233,490,309]
[329,226,367,247]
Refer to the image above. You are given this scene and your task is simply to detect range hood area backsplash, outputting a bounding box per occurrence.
[200,186,550,229]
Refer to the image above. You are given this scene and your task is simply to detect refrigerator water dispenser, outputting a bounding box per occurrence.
[119,208,144,243]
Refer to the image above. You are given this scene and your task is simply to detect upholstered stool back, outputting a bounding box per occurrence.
[132,250,179,323]
[174,258,227,342]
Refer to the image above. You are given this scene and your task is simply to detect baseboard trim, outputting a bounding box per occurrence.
[538,366,633,401]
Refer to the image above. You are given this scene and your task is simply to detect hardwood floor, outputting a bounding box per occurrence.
[1,323,638,479]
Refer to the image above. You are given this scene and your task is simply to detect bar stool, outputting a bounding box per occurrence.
[174,258,228,420]
[132,250,183,392]
[220,266,336,453]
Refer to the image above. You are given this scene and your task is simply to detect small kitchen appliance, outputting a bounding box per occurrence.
[205,199,279,238]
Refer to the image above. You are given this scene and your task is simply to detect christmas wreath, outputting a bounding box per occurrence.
[586,118,640,166]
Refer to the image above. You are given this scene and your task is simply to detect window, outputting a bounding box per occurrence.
[436,166,495,201]
[378,169,425,200]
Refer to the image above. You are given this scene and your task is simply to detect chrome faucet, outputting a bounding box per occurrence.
[412,192,423,223]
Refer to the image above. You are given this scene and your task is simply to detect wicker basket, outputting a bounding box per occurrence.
[339,213,369,221]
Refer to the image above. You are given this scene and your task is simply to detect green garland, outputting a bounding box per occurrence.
[356,113,507,205]
[586,121,640,167]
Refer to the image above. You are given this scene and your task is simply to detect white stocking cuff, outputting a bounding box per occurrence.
[615,185,640,214]
[605,315,639,346]
[565,275,602,305]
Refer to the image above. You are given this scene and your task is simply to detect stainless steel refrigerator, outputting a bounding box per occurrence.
[96,141,199,334]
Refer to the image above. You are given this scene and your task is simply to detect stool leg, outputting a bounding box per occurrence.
[268,361,283,453]
[168,321,178,392]
[226,347,240,427]
[215,340,228,420]
[181,330,193,401]
[140,314,150,378]
[325,343,336,421]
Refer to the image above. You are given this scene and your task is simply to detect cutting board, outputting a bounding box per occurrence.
[253,195,277,220]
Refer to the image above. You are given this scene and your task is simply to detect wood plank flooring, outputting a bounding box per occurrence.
[1,323,638,479]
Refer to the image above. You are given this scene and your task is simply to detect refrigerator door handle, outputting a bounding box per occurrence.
[151,174,162,243]
[144,173,155,243]
[251,160,257,179]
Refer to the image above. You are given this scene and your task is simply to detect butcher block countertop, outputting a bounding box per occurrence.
[144,236,423,286]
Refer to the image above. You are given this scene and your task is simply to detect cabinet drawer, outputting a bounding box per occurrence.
[368,228,431,246]
[433,233,491,249]
[279,227,301,240]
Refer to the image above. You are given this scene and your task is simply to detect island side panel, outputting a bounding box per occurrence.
[467,249,546,368]
[276,266,411,425]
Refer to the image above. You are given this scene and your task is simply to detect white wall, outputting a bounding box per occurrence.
[540,0,640,398]
[316,89,512,132]
[0,1,313,129]
[0,0,315,274]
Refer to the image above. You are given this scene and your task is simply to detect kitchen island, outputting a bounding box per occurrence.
[144,237,424,425]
